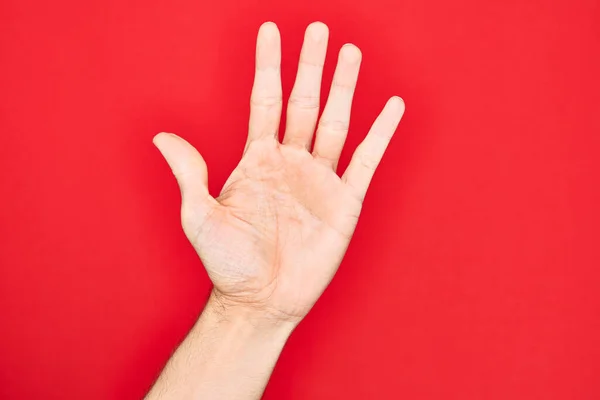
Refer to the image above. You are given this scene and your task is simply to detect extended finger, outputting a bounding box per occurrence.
[342,96,405,200]
[283,22,329,150]
[152,132,218,225]
[246,22,282,151]
[312,44,361,170]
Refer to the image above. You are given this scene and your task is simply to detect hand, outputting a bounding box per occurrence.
[153,21,404,324]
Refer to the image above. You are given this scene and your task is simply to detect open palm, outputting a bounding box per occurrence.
[153,21,404,322]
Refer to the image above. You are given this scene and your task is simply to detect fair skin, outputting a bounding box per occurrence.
[146,21,404,400]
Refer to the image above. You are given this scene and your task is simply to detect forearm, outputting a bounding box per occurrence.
[145,290,296,400]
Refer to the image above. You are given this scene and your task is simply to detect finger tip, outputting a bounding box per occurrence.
[153,132,173,145]
[340,43,362,63]
[153,132,165,143]
[259,21,280,36]
[307,21,329,41]
[261,21,277,28]
[390,96,405,112]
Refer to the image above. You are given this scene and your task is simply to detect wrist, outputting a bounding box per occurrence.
[149,288,296,399]
[202,289,298,339]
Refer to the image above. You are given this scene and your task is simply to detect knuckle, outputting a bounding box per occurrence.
[250,95,283,108]
[332,79,356,91]
[356,151,378,172]
[288,94,320,110]
[318,118,349,133]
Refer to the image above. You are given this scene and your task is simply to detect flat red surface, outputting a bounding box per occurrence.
[1,0,599,398]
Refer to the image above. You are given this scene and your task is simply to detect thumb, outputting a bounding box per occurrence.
[153,132,217,225]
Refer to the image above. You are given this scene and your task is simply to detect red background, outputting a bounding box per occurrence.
[1,0,599,398]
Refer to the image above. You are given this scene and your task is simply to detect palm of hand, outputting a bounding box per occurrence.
[154,22,404,322]
[193,139,362,319]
